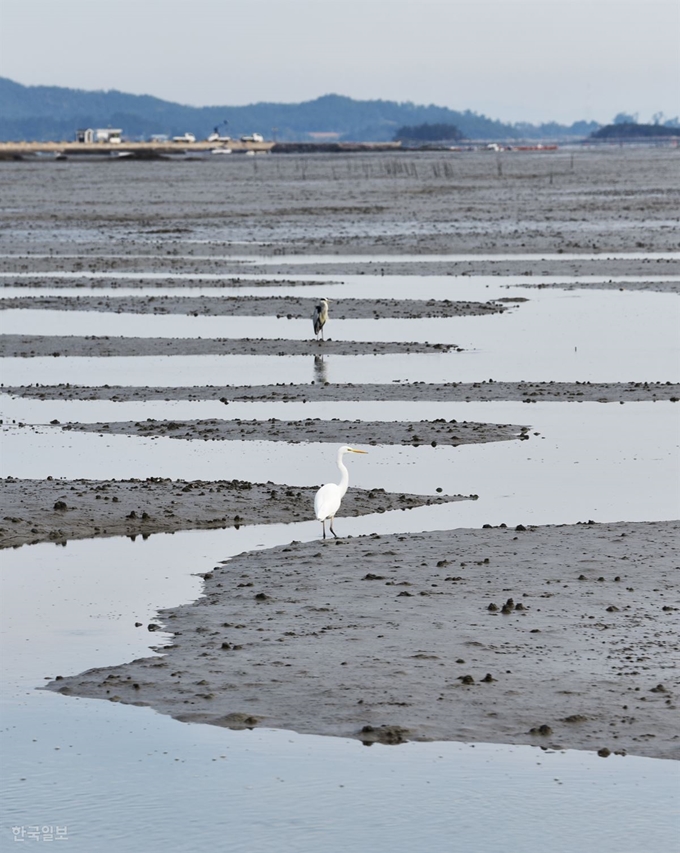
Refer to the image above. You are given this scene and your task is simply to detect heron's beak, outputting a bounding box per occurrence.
[349,448,368,454]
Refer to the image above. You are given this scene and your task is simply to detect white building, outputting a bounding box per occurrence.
[76,128,123,144]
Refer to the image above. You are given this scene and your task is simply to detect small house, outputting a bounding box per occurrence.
[76,128,123,144]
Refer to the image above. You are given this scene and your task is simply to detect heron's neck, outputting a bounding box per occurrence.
[337,452,350,497]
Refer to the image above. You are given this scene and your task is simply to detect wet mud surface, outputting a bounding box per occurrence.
[2,261,677,282]
[1,149,679,257]
[1,335,460,357]
[1,295,508,317]
[44,520,680,759]
[6,380,678,403]
[64,417,526,445]
[2,149,679,760]
[0,477,471,549]
[526,279,679,294]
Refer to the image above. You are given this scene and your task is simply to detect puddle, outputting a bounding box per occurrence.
[2,403,677,527]
[2,525,678,853]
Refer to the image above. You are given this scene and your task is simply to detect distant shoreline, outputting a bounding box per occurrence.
[0,139,274,159]
[2,138,678,161]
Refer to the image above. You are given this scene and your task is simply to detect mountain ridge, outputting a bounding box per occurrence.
[0,77,599,142]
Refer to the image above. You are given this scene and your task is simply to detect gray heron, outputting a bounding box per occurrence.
[312,297,329,340]
[314,445,368,539]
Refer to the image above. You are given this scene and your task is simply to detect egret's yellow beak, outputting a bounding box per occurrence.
[349,448,368,454]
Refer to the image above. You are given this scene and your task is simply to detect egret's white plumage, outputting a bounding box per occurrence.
[314,444,367,539]
[313,297,329,340]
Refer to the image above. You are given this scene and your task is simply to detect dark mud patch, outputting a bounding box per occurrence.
[42,520,680,759]
[0,476,472,549]
[64,416,527,445]
[1,334,460,358]
[6,380,678,403]
[1,295,508,318]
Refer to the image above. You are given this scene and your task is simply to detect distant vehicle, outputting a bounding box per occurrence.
[207,132,231,142]
[172,133,196,143]
[240,133,264,143]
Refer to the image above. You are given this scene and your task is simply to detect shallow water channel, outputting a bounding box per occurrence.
[3,285,678,385]
[2,400,679,527]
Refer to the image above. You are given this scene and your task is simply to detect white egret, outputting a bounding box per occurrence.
[314,445,368,539]
[312,297,329,340]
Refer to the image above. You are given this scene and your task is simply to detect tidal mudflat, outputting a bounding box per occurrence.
[1,149,679,850]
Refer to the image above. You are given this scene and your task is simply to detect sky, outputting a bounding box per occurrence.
[0,0,678,125]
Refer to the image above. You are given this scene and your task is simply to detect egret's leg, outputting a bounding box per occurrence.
[321,519,326,540]
[330,516,338,538]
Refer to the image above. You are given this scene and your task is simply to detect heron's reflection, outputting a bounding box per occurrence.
[313,354,329,385]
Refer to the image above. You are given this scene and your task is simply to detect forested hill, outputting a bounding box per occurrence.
[0,77,598,142]
[590,122,679,139]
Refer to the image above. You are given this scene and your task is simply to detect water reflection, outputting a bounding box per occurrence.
[313,353,328,385]
[3,696,675,853]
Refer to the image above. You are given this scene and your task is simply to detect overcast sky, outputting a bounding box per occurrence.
[1,0,678,124]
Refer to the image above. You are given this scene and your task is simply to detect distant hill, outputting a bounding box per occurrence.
[590,122,679,139]
[394,123,463,144]
[0,77,599,142]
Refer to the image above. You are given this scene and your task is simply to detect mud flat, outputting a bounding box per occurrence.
[1,335,460,358]
[3,148,679,766]
[1,149,678,257]
[0,295,508,317]
[6,380,678,403]
[2,261,678,281]
[44,520,680,759]
[526,279,679,294]
[0,477,472,549]
[64,417,526,445]
[0,274,335,289]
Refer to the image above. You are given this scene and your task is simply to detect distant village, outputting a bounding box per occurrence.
[0,119,676,161]
[75,126,265,146]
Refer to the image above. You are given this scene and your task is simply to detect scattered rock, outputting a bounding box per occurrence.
[359,725,409,745]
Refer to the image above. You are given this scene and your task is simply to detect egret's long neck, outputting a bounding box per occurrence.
[337,451,350,498]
